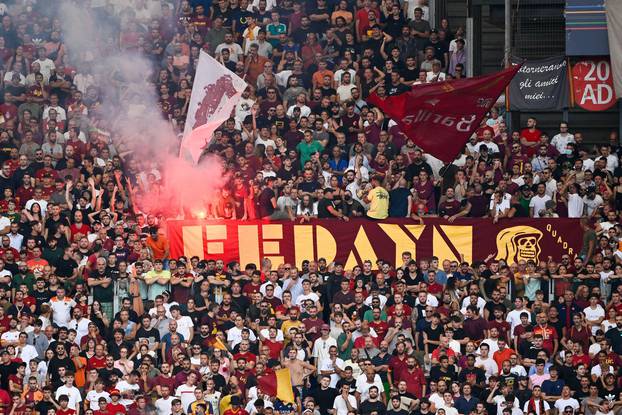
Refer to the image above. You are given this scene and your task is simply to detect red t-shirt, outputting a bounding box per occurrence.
[106,403,127,414]
[233,352,257,364]
[369,321,389,341]
[69,223,91,241]
[86,355,106,371]
[520,128,543,143]
[262,339,283,360]
[533,324,558,355]
[223,408,249,415]
[57,409,77,415]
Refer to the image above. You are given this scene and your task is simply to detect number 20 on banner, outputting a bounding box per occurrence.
[572,59,617,111]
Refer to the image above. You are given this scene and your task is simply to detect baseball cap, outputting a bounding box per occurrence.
[110,389,121,396]
[321,324,330,331]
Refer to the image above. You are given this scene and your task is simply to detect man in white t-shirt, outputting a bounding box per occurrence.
[475,343,499,380]
[566,183,584,218]
[583,187,604,216]
[554,386,580,414]
[584,294,606,335]
[175,372,198,412]
[215,33,244,62]
[85,379,110,410]
[318,346,345,387]
[155,385,175,415]
[522,385,550,415]
[170,306,194,341]
[506,297,531,335]
[529,183,552,218]
[551,122,575,155]
[48,287,76,327]
[334,384,358,415]
[55,373,82,412]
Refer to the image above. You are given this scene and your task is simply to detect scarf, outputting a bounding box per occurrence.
[527,398,545,415]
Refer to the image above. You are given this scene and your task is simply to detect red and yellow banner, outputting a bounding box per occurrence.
[167,218,582,268]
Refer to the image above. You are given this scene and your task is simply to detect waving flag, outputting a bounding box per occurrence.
[368,65,521,163]
[180,51,247,163]
[257,368,295,403]
[606,0,622,98]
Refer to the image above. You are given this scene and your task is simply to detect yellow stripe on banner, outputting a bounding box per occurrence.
[182,226,204,258]
[238,225,260,268]
[275,368,295,403]
[294,226,314,268]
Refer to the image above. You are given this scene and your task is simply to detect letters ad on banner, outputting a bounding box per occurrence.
[507,57,569,111]
[571,58,617,111]
[167,218,581,269]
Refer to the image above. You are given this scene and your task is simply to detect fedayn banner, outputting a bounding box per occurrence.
[167,219,582,269]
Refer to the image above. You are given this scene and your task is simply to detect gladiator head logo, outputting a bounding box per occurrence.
[494,226,543,264]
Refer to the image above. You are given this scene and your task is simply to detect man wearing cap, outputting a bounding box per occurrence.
[107,389,126,415]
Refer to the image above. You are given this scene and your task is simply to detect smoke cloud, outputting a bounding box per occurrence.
[58,2,228,217]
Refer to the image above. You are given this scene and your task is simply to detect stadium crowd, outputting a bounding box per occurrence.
[0,1,617,415]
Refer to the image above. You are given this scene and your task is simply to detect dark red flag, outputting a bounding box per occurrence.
[367,65,522,163]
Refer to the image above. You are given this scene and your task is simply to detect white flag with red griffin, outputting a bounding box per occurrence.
[180,50,247,163]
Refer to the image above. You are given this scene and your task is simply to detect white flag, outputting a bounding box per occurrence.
[180,51,247,163]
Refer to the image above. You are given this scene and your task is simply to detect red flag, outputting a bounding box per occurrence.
[368,65,522,163]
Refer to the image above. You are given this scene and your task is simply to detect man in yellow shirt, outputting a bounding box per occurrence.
[364,175,389,219]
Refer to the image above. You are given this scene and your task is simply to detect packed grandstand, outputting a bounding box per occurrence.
[0,1,616,415]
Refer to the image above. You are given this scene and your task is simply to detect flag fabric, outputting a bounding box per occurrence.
[367,65,521,163]
[210,336,228,351]
[180,50,247,163]
[257,368,295,403]
[606,0,622,98]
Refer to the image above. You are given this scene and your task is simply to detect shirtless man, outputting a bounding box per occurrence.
[283,347,316,394]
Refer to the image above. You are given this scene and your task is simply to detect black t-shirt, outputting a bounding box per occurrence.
[401,66,419,82]
[47,356,75,387]
[484,301,507,321]
[430,365,457,384]
[317,198,336,218]
[360,399,386,415]
[32,288,53,310]
[423,324,443,352]
[320,86,336,98]
[388,187,410,217]
[258,187,275,218]
[499,372,518,389]
[599,385,621,401]
[312,387,338,414]
[387,82,410,96]
[135,326,161,346]
[231,294,251,316]
[54,256,78,278]
[98,366,124,386]
[0,361,17,390]
[34,401,55,415]
[458,366,486,386]
[298,180,320,194]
